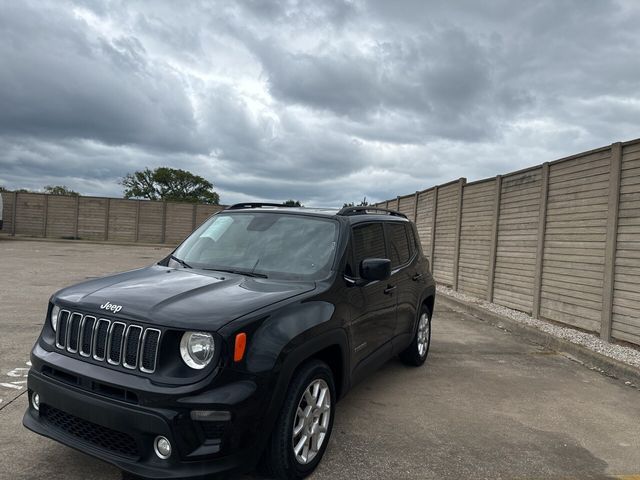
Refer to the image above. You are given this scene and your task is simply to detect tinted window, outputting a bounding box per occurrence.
[352,223,386,274]
[405,224,417,256]
[387,223,411,267]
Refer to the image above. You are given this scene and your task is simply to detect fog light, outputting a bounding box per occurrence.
[31,392,40,411]
[154,436,172,459]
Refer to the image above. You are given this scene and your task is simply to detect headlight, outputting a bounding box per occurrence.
[50,305,60,332]
[180,332,215,369]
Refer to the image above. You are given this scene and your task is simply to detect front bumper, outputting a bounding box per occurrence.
[23,346,271,479]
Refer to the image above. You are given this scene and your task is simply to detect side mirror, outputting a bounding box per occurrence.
[360,258,391,282]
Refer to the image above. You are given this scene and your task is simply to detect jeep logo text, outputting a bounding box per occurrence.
[100,302,123,314]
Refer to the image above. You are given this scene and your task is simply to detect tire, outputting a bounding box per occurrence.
[262,360,336,479]
[399,304,432,366]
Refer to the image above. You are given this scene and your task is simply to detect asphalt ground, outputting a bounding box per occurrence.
[1,238,639,480]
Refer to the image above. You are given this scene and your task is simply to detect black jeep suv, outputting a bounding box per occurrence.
[24,204,435,479]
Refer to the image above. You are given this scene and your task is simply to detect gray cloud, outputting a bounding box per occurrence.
[0,0,639,206]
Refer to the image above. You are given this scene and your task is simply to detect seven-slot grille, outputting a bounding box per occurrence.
[55,310,160,373]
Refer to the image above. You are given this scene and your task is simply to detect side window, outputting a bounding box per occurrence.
[352,223,386,276]
[387,223,411,268]
[405,224,417,256]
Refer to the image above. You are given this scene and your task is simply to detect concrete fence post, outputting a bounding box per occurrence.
[601,142,623,341]
[74,194,80,239]
[12,191,18,236]
[487,175,502,302]
[161,202,167,244]
[452,178,466,291]
[43,194,49,238]
[385,200,389,209]
[135,200,141,243]
[429,186,438,267]
[104,198,110,241]
[532,162,550,318]
[413,191,419,223]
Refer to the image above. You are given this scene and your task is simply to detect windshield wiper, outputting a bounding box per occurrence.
[203,268,268,278]
[170,254,192,269]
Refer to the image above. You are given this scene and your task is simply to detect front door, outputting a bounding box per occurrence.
[347,222,397,367]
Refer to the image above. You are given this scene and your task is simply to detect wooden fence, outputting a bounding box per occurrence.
[374,138,640,347]
[0,193,224,245]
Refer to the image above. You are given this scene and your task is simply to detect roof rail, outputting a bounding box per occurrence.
[337,206,407,218]
[226,202,290,210]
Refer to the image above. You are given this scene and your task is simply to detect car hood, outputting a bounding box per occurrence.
[52,265,316,331]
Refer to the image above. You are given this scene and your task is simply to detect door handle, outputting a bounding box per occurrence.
[383,285,396,295]
[412,273,423,281]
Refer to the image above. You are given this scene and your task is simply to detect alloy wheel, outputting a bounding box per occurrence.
[417,312,430,357]
[291,378,331,465]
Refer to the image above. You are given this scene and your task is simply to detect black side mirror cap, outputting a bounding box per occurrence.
[360,258,391,282]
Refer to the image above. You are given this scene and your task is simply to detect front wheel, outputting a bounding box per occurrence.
[263,360,336,479]
[399,305,431,366]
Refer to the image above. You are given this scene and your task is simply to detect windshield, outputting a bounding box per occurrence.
[172,212,339,280]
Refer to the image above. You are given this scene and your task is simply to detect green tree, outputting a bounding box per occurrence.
[343,196,369,208]
[44,185,79,196]
[121,167,220,204]
[282,199,302,207]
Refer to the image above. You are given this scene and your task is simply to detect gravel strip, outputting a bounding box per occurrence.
[437,285,640,370]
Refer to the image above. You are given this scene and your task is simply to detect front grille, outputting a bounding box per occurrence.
[41,404,139,458]
[56,310,161,373]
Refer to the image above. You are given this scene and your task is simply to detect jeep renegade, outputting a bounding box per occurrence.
[24,203,435,479]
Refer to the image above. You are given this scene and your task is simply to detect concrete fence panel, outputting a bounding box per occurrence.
[78,197,109,241]
[138,201,164,243]
[415,189,436,264]
[165,202,196,245]
[432,180,461,287]
[107,199,138,242]
[397,194,415,220]
[539,148,611,332]
[46,195,77,239]
[457,179,496,299]
[492,167,543,313]
[16,193,46,236]
[612,142,640,345]
[1,191,16,234]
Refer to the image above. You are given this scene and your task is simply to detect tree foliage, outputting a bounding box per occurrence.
[343,196,369,208]
[44,185,79,196]
[121,167,220,204]
[282,199,302,207]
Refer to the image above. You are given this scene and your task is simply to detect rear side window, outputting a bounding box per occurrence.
[405,224,417,256]
[387,223,411,268]
[352,223,386,274]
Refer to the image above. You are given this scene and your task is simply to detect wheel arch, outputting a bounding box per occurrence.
[254,328,350,458]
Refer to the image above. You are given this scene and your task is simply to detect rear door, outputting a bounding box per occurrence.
[348,222,397,366]
[385,221,420,339]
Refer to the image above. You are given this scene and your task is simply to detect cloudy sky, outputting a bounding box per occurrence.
[1,0,639,206]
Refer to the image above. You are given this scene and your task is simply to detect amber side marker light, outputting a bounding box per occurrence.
[234,333,247,362]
